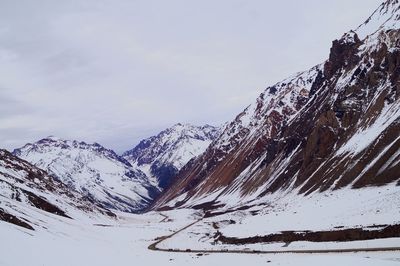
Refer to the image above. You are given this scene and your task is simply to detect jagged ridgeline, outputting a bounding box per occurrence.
[153,0,400,209]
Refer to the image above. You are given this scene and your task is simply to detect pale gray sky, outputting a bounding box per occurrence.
[0,0,382,153]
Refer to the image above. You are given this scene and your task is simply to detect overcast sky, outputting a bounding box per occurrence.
[0,0,382,153]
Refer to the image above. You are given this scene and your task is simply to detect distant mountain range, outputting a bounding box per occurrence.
[11,124,220,214]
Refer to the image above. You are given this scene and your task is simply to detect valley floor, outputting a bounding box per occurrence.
[2,211,400,266]
[2,185,400,266]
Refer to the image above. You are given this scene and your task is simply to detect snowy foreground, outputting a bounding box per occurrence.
[2,185,400,266]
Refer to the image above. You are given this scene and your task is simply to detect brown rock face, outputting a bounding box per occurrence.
[324,32,362,79]
[152,2,400,209]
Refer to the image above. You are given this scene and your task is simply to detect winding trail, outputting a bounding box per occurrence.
[148,216,203,251]
[149,214,400,255]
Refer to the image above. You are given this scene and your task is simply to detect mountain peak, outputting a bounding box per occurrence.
[44,135,62,141]
[17,136,113,154]
[355,0,400,39]
[123,123,221,190]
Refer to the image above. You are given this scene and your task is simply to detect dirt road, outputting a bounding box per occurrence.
[148,214,400,254]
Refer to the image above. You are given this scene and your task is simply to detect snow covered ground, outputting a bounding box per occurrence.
[155,184,400,264]
[2,202,400,266]
[220,184,400,236]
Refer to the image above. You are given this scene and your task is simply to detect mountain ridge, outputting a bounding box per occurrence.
[13,136,158,213]
[0,149,114,230]
[152,0,400,210]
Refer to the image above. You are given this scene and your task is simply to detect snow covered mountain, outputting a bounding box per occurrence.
[0,149,113,230]
[153,0,400,209]
[123,123,220,190]
[13,136,158,213]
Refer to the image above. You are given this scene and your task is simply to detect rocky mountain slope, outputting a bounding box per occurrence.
[123,123,220,190]
[13,136,158,213]
[0,149,113,230]
[153,0,400,209]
